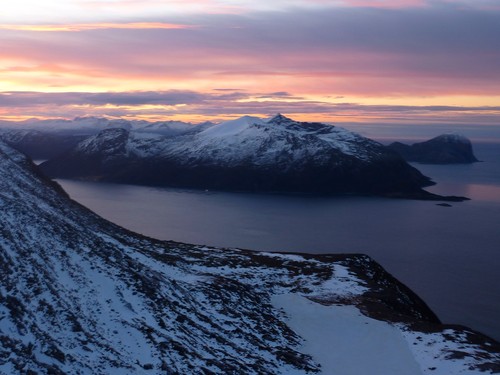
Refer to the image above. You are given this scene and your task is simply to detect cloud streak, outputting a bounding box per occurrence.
[1,90,499,127]
[0,23,194,32]
[2,6,499,95]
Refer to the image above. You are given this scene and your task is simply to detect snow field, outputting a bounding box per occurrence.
[272,293,423,375]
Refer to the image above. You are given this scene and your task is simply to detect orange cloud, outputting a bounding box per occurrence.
[1,90,500,129]
[0,22,194,32]
[0,3,498,127]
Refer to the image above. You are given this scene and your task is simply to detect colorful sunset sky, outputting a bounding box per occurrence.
[1,0,500,130]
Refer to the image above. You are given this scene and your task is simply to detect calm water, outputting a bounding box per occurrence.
[56,142,500,341]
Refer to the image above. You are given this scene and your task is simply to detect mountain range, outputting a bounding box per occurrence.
[0,117,212,160]
[38,114,466,200]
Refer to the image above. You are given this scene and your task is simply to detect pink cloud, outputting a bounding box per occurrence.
[0,23,194,32]
[339,0,427,8]
[1,89,500,126]
[4,22,498,97]
[1,4,499,124]
[78,0,247,15]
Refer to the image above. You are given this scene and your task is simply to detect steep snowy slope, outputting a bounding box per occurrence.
[1,142,499,374]
[40,114,458,199]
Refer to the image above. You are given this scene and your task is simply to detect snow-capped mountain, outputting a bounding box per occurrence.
[388,134,479,164]
[40,114,452,198]
[1,141,499,373]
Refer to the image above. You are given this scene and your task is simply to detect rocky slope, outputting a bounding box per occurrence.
[387,134,479,164]
[1,141,499,373]
[40,114,464,200]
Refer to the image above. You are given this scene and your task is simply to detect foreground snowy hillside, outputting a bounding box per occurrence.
[0,141,498,373]
[39,114,456,198]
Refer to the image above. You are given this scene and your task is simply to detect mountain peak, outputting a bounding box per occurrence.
[199,115,264,138]
[76,127,130,155]
[267,113,295,124]
[73,115,100,121]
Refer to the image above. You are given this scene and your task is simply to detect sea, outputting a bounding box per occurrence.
[54,141,500,341]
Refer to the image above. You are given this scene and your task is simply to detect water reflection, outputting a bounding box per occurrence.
[426,182,500,201]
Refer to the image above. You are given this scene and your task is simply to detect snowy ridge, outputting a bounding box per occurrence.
[198,115,264,138]
[1,141,499,373]
[46,114,388,165]
[76,128,130,155]
[183,113,380,165]
[133,120,193,135]
[0,116,202,136]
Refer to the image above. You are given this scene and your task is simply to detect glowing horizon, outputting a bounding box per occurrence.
[1,0,499,128]
[0,22,194,32]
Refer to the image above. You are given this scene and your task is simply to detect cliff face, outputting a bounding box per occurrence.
[388,134,479,164]
[1,141,499,373]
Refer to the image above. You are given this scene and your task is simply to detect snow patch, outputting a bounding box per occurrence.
[272,294,422,375]
[199,115,265,138]
[318,264,369,297]
[400,327,494,374]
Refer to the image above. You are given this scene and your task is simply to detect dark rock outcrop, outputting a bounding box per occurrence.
[0,129,87,159]
[388,134,479,164]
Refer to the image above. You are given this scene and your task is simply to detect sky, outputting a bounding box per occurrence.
[1,0,500,130]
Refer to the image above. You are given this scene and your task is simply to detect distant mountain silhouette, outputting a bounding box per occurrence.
[388,134,478,164]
